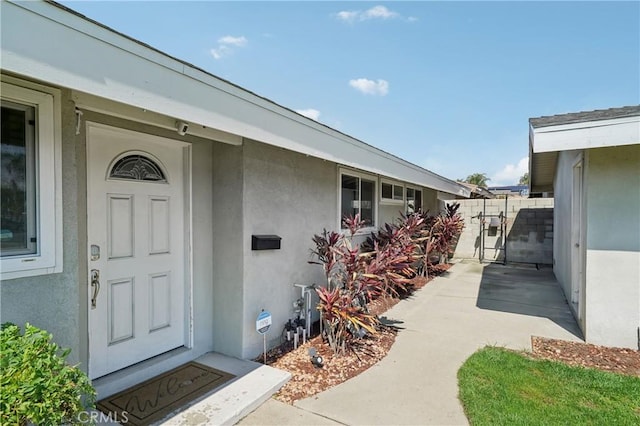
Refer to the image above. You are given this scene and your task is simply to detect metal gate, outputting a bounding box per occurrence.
[478,196,508,264]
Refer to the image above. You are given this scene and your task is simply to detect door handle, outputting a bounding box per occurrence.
[91,269,100,309]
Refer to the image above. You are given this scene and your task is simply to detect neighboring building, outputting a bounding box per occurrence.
[0,0,470,395]
[529,105,640,349]
[486,185,529,198]
[458,182,496,199]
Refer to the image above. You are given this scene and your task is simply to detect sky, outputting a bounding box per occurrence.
[59,1,639,186]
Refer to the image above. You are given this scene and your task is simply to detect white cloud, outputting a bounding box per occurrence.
[363,5,398,20]
[336,5,401,23]
[210,45,230,60]
[210,35,248,60]
[218,35,248,47]
[349,78,389,96]
[491,157,529,186]
[296,108,321,121]
[336,10,359,23]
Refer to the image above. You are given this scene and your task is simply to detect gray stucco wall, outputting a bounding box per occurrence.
[552,145,639,349]
[0,91,218,371]
[1,88,84,365]
[423,187,439,214]
[584,145,640,349]
[190,140,215,354]
[241,140,336,359]
[0,76,473,371]
[211,142,245,357]
[453,198,554,265]
[78,111,217,363]
[379,203,403,226]
[586,146,640,253]
[376,187,439,227]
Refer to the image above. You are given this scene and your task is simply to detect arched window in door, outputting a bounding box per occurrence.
[108,152,167,183]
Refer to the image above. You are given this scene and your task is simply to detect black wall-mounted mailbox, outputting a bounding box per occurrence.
[252,235,282,250]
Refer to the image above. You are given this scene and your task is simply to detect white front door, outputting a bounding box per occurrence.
[87,123,190,379]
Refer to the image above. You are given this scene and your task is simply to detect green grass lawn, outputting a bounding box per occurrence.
[457,346,640,425]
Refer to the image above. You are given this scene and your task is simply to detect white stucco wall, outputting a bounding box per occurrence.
[241,140,337,359]
[584,145,640,349]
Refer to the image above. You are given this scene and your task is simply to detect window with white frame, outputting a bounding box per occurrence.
[381,180,404,204]
[406,187,423,214]
[340,170,376,228]
[1,81,61,279]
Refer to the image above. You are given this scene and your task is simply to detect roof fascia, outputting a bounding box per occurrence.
[532,115,639,132]
[530,116,639,154]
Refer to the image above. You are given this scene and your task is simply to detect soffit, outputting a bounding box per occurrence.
[530,151,557,193]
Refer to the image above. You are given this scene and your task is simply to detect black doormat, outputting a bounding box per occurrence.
[97,361,235,425]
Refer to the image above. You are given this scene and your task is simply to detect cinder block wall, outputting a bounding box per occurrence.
[452,198,554,264]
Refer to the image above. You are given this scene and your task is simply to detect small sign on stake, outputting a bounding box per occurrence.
[256,310,272,334]
[256,310,272,364]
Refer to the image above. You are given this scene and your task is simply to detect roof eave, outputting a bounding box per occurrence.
[1,0,469,197]
[529,113,640,193]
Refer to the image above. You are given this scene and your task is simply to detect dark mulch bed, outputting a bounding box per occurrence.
[270,329,397,404]
[531,336,640,377]
[257,267,450,404]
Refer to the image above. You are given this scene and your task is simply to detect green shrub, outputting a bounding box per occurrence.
[0,323,96,425]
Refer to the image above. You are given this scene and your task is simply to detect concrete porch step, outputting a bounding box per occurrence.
[158,353,290,426]
[93,352,290,425]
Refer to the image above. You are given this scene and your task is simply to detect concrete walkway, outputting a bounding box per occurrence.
[238,260,583,426]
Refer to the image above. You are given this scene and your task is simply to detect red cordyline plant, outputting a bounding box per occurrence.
[369,204,464,279]
[315,286,377,355]
[412,203,465,276]
[310,215,377,355]
[430,203,464,263]
[360,216,423,297]
[310,214,422,355]
[310,206,463,356]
